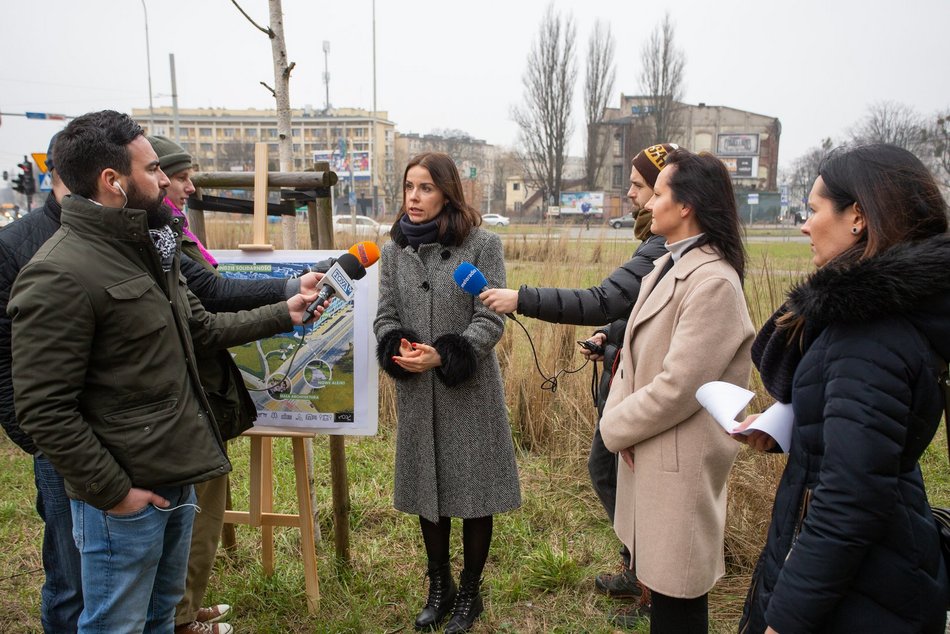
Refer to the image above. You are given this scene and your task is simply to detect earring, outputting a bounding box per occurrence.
[851,226,859,235]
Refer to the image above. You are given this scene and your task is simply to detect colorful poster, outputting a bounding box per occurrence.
[559,191,605,215]
[212,250,379,435]
[312,150,371,180]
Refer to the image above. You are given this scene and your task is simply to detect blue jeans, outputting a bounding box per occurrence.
[71,485,196,634]
[34,454,83,633]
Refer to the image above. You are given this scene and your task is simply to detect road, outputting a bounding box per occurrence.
[501,225,810,244]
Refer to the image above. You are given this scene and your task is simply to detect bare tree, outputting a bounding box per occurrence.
[850,101,927,154]
[512,4,577,215]
[789,137,835,217]
[931,110,950,189]
[232,0,297,247]
[584,20,616,190]
[639,13,686,145]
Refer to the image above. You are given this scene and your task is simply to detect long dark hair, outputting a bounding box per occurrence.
[398,152,482,246]
[665,150,746,281]
[818,143,948,266]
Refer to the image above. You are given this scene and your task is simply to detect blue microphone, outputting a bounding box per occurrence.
[453,261,489,296]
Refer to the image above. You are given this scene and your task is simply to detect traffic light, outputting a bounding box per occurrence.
[11,172,25,194]
[17,158,35,196]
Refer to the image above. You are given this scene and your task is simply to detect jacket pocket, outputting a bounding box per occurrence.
[661,424,679,472]
[786,487,813,561]
[104,274,167,340]
[100,398,179,483]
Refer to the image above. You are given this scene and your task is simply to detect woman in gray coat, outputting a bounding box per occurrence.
[374,152,521,633]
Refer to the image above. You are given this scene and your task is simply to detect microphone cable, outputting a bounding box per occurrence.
[506,313,590,393]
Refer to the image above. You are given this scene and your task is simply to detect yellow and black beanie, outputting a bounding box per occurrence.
[631,143,679,188]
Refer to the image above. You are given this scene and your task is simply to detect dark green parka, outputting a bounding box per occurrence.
[8,195,292,510]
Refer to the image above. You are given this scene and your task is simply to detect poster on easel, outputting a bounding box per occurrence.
[211,249,379,436]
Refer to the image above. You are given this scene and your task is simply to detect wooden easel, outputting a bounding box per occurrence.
[222,427,320,612]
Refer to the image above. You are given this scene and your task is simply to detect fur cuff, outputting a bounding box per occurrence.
[433,333,477,387]
[376,329,420,380]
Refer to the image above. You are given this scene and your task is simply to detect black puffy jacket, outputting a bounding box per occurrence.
[741,235,950,634]
[516,234,667,413]
[0,198,289,454]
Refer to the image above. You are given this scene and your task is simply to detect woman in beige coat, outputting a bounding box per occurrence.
[600,150,754,633]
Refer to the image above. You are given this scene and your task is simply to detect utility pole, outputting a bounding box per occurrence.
[370,0,378,218]
[322,41,331,113]
[169,53,181,142]
[141,0,155,132]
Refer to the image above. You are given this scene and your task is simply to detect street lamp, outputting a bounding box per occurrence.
[141,0,155,132]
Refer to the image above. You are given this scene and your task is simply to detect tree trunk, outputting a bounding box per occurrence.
[267,0,297,249]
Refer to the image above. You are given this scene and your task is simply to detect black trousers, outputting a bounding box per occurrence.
[588,420,632,567]
[650,590,708,634]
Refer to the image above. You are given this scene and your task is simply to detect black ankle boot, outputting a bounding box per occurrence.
[414,563,457,631]
[444,570,483,633]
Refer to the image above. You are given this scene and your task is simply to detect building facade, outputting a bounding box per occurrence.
[593,96,781,219]
[393,132,500,214]
[133,106,395,216]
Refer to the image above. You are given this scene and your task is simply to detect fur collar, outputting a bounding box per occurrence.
[788,233,950,362]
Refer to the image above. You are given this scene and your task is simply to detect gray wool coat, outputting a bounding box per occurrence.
[374,226,521,522]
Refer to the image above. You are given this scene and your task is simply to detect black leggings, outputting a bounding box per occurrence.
[650,590,708,634]
[419,515,493,577]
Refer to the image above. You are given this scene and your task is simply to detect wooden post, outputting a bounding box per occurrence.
[309,160,351,566]
[186,186,208,246]
[238,142,274,251]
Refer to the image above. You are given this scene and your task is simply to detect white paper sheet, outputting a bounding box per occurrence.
[695,381,794,453]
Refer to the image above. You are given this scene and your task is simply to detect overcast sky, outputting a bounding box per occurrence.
[1,0,948,178]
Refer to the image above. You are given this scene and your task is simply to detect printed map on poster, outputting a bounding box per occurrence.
[212,250,379,436]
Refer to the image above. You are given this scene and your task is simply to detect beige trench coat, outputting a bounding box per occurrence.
[600,246,754,599]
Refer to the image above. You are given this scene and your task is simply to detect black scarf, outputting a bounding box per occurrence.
[399,215,439,249]
[751,304,823,404]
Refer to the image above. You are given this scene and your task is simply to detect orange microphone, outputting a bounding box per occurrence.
[347,241,381,268]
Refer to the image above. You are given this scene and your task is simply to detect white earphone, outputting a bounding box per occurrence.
[113,180,128,208]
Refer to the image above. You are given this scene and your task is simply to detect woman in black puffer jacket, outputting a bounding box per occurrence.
[737,144,950,633]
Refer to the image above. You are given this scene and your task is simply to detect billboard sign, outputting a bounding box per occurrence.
[313,149,371,180]
[559,191,605,215]
[717,134,760,156]
[721,156,758,178]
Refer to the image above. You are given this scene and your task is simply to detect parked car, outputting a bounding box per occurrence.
[332,214,392,239]
[481,213,510,227]
[610,213,636,229]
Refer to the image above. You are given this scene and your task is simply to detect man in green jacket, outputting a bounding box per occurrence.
[7,110,321,633]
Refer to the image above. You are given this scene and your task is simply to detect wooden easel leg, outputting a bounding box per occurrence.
[292,437,321,612]
[261,436,275,576]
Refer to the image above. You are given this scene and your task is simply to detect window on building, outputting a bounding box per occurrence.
[512,183,521,191]
[223,128,235,138]
[612,133,622,157]
[246,128,257,136]
[200,143,213,151]
[694,132,713,153]
[292,128,301,137]
[612,165,624,188]
[199,127,212,136]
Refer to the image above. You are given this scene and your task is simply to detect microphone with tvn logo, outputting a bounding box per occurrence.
[303,241,381,322]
